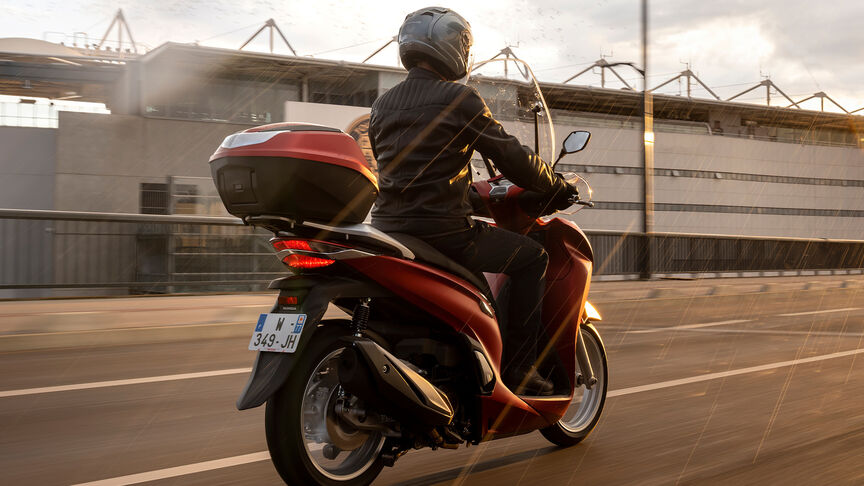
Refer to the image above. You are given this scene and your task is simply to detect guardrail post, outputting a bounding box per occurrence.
[639,232,652,279]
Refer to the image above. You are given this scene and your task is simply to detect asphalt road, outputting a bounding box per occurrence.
[1,283,863,485]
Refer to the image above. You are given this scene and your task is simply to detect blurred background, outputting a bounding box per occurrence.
[0,1,862,298]
[1,3,864,486]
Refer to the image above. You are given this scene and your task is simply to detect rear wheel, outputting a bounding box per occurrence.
[265,328,386,485]
[540,323,607,447]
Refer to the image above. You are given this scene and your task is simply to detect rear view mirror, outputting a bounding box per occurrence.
[563,131,590,154]
[553,130,591,168]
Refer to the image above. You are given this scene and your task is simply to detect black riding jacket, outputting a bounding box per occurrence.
[369,67,568,235]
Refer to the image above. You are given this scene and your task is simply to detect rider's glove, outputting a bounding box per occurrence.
[550,173,579,211]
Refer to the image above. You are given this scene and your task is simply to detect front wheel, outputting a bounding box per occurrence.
[540,323,608,447]
[265,327,386,485]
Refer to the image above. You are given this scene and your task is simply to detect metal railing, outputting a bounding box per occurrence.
[589,231,864,276]
[0,209,281,297]
[1,209,863,297]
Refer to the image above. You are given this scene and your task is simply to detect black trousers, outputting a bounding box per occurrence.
[421,221,549,372]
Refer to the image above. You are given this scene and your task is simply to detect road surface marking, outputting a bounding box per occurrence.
[633,328,864,338]
[66,345,864,485]
[70,452,271,486]
[607,346,864,397]
[629,319,750,334]
[0,321,251,339]
[71,445,327,486]
[0,368,251,398]
[48,311,101,316]
[0,303,270,318]
[778,307,859,317]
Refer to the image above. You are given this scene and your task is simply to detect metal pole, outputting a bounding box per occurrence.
[686,72,691,98]
[97,11,119,50]
[607,66,635,90]
[362,37,395,64]
[534,109,540,153]
[641,0,654,279]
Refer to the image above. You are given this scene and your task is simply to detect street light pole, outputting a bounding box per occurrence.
[640,0,655,279]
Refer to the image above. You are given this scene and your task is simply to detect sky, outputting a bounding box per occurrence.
[2,0,863,113]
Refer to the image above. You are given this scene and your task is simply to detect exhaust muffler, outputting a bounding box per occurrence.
[338,339,453,427]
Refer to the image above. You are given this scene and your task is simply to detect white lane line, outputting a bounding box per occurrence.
[0,368,251,398]
[66,346,864,486]
[71,445,326,486]
[632,328,864,338]
[70,451,271,486]
[49,311,102,316]
[629,319,750,334]
[1,321,251,339]
[608,346,864,397]
[778,307,859,317]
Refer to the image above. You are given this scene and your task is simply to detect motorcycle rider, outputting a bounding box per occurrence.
[369,7,577,396]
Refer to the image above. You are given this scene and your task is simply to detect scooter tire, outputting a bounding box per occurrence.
[540,323,608,447]
[265,325,385,486]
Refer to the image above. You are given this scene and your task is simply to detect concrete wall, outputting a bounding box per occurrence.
[140,62,300,123]
[54,112,248,213]
[284,101,370,130]
[538,122,864,240]
[46,109,864,240]
[378,72,407,94]
[0,126,56,209]
[0,127,57,295]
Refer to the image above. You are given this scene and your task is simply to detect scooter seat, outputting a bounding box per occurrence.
[385,232,493,301]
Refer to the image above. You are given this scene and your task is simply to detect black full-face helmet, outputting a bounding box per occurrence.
[398,7,473,80]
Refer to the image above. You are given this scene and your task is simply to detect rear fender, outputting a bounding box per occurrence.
[235,276,390,410]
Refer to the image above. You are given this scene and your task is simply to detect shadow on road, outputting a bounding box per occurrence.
[387,445,561,486]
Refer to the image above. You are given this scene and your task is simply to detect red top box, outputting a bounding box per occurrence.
[210,123,378,225]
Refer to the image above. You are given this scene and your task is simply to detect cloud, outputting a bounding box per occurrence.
[643,0,864,108]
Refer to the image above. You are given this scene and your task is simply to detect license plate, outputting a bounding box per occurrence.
[249,313,307,353]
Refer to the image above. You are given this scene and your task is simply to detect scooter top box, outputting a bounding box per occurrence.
[210,123,378,225]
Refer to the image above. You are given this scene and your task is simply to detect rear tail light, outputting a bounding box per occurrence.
[272,239,314,251]
[270,239,340,269]
[283,253,335,268]
[278,295,299,305]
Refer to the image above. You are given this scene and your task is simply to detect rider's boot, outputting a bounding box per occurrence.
[505,364,554,396]
[503,342,554,396]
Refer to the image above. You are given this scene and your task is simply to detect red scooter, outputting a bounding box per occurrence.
[210,92,606,486]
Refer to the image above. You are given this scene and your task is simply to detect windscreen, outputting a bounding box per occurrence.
[465,56,556,179]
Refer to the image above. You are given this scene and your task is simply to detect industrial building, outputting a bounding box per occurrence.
[2,37,863,240]
[1,33,863,297]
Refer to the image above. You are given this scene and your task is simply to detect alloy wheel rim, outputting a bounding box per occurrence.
[300,348,386,481]
[560,328,605,433]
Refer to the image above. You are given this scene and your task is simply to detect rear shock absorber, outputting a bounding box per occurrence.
[351,298,371,337]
